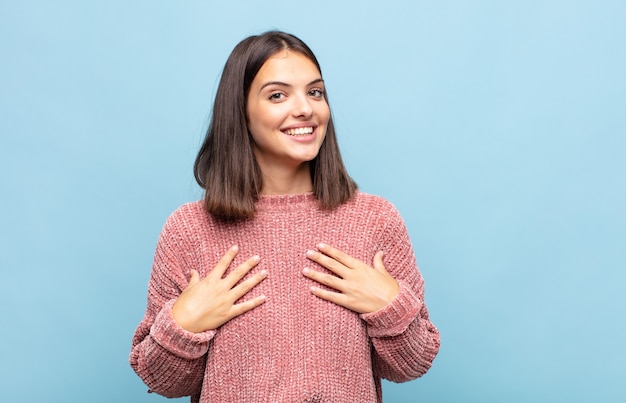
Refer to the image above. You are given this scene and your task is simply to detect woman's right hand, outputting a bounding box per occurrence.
[172,245,268,333]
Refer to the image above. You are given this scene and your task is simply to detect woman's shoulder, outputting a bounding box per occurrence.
[167,200,205,217]
[162,200,209,230]
[339,191,406,227]
[351,191,400,215]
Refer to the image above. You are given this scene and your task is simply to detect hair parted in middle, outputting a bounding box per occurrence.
[194,31,357,220]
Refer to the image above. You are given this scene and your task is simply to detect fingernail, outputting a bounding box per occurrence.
[231,245,239,252]
[302,267,310,274]
[317,243,326,249]
[252,255,260,262]
[260,269,268,277]
[306,250,315,257]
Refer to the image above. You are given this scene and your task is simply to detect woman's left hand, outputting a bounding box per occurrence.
[302,243,399,314]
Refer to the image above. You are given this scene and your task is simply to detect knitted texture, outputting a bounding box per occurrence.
[130,192,440,402]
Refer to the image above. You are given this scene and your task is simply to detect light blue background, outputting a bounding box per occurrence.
[1,1,624,402]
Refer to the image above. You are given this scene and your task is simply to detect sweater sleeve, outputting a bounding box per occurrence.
[129,211,216,398]
[360,201,440,383]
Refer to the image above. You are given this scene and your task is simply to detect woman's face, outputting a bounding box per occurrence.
[246,50,330,172]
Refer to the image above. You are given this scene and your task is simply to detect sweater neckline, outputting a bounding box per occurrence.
[255,192,318,211]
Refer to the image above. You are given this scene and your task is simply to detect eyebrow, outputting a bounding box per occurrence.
[259,78,324,91]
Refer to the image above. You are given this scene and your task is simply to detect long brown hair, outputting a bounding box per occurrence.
[194,31,357,220]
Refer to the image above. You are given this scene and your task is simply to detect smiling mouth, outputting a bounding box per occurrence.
[283,127,314,136]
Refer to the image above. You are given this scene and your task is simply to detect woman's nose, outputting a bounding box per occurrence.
[292,94,313,118]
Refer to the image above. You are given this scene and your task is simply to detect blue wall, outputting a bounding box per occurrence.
[1,1,624,402]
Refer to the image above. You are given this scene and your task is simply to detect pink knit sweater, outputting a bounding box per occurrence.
[130,192,439,402]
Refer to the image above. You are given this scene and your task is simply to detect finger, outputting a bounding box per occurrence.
[188,269,200,287]
[310,286,352,310]
[316,243,361,269]
[306,249,349,276]
[231,294,267,317]
[225,254,261,288]
[230,269,268,300]
[373,251,386,272]
[210,245,239,279]
[302,267,343,291]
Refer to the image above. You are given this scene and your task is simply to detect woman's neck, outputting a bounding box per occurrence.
[258,162,312,195]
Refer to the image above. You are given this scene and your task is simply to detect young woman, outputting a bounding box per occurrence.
[130,31,440,402]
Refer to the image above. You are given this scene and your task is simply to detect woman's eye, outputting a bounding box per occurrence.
[309,89,324,98]
[269,92,284,101]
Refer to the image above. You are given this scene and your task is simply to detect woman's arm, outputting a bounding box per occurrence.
[361,206,440,382]
[303,199,440,382]
[362,277,440,382]
[129,216,214,398]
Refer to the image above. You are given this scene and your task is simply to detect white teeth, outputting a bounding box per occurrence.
[284,127,314,136]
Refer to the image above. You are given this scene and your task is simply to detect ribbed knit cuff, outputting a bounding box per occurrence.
[151,299,216,359]
[360,281,423,338]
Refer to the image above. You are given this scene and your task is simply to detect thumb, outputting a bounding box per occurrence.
[187,269,200,287]
[373,251,386,272]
